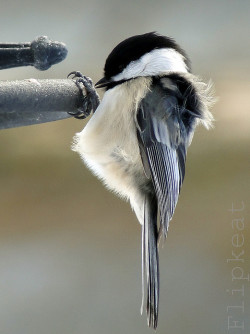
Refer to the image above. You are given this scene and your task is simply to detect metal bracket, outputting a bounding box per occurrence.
[0,36,68,71]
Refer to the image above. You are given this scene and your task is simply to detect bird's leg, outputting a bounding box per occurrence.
[68,71,100,119]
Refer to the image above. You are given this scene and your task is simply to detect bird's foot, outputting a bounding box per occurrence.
[68,71,100,119]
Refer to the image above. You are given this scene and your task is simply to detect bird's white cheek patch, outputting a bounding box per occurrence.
[112,48,188,82]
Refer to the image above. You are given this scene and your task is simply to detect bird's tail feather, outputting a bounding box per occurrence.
[142,194,159,329]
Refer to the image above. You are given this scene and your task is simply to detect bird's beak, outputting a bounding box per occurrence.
[95,77,111,89]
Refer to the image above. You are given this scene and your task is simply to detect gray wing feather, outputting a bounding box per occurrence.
[136,79,190,328]
[136,74,213,328]
[147,143,180,236]
[137,81,188,238]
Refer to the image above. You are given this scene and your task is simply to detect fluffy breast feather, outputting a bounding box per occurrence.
[72,77,152,199]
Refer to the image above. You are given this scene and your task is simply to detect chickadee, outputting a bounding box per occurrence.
[72,32,214,329]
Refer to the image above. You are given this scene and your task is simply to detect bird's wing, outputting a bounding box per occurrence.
[136,75,203,328]
[136,74,214,328]
[136,76,197,237]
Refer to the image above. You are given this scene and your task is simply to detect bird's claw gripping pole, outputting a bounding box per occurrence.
[67,71,100,119]
[0,36,100,129]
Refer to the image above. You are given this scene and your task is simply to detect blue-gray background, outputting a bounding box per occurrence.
[0,1,249,333]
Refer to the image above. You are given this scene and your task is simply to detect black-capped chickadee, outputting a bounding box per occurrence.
[72,32,214,329]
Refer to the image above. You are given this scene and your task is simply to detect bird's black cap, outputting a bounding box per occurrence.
[103,32,191,80]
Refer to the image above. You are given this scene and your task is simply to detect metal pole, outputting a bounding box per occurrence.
[0,79,85,129]
[0,36,68,71]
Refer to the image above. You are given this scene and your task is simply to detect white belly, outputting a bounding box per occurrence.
[72,77,151,203]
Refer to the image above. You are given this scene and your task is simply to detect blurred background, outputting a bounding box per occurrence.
[0,0,249,333]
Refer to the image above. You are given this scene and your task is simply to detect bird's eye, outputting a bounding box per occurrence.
[118,64,124,71]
